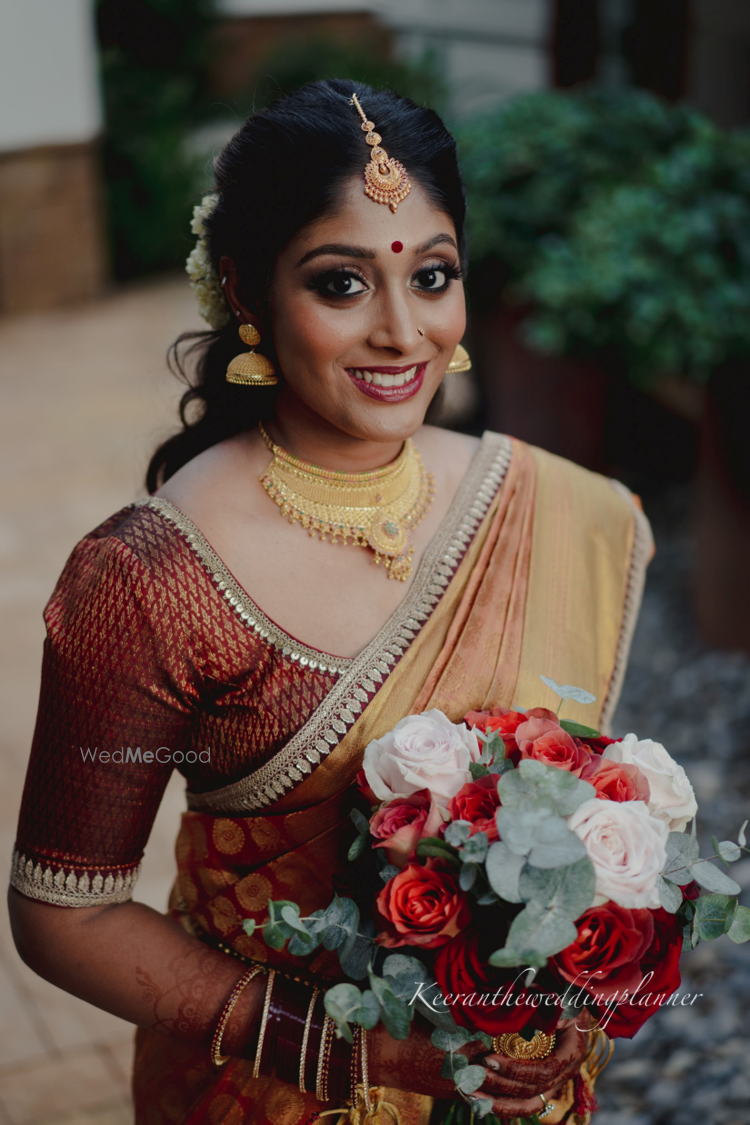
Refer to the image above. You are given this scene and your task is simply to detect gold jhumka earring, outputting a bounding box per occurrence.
[447,343,472,373]
[225,323,278,387]
[349,92,411,213]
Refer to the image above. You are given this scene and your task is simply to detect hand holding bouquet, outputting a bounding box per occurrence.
[244,677,750,1123]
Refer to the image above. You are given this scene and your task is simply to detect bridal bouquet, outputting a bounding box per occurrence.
[245,676,750,1120]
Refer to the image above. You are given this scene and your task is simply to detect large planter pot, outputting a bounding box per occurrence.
[693,360,750,653]
[471,304,609,471]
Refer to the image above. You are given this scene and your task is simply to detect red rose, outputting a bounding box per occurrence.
[370,790,444,867]
[464,707,527,754]
[551,903,654,1006]
[590,760,651,803]
[356,768,378,805]
[375,858,471,949]
[448,775,501,841]
[682,880,700,901]
[516,713,599,779]
[434,926,561,1035]
[590,908,682,1038]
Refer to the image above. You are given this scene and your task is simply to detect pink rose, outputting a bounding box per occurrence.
[362,709,482,808]
[567,799,669,909]
[375,858,471,949]
[370,790,444,867]
[590,760,650,803]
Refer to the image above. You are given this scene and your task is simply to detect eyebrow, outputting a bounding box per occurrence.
[295,232,458,268]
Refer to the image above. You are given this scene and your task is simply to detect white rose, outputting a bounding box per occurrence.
[362,709,482,808]
[604,734,697,832]
[567,798,669,909]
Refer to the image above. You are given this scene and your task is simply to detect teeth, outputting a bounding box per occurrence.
[352,365,419,387]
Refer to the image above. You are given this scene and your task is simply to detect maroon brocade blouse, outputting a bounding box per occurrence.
[12,498,355,907]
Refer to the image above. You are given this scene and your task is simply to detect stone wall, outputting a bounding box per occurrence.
[0,141,107,315]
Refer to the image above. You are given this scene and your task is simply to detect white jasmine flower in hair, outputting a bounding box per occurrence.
[185,193,231,330]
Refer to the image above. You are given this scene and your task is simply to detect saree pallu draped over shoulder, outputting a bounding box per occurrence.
[133,435,651,1125]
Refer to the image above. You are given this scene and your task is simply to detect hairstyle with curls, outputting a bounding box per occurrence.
[146,78,467,492]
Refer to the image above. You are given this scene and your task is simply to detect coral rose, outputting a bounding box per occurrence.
[375,858,471,949]
[363,710,481,809]
[434,926,561,1034]
[464,707,527,754]
[551,902,654,1006]
[590,760,650,803]
[369,790,444,868]
[567,799,668,909]
[447,775,502,841]
[516,713,599,779]
[604,735,697,832]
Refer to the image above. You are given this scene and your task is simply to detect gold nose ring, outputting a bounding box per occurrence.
[417,327,424,336]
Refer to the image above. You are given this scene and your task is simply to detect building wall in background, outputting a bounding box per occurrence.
[0,0,106,314]
[218,0,552,116]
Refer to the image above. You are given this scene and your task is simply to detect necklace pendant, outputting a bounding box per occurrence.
[366,512,409,558]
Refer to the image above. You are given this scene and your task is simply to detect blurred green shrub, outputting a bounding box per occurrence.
[96,0,218,279]
[458,90,750,386]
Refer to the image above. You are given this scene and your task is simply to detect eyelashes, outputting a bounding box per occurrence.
[308,260,463,299]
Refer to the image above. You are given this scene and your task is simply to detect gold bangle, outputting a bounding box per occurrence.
[299,986,320,1093]
[252,968,276,1079]
[316,1014,334,1102]
[211,965,264,1067]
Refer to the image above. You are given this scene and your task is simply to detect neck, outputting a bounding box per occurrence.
[268,390,407,473]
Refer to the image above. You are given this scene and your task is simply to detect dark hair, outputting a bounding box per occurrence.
[146,79,466,492]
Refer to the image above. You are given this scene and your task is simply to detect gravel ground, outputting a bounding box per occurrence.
[599,487,750,1125]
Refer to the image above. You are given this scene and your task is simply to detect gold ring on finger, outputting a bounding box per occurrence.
[491,1031,556,1061]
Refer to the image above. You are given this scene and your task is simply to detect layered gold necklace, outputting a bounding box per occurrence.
[258,423,434,581]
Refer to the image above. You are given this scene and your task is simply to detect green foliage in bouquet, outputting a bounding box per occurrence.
[457,89,750,387]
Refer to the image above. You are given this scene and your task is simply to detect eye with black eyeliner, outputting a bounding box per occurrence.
[308,268,369,298]
[412,260,463,293]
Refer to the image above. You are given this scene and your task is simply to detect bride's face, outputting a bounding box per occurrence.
[267,177,466,445]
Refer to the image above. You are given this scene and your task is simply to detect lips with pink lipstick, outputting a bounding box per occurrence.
[346,363,425,402]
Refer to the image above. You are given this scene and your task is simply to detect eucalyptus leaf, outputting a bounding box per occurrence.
[739,820,748,848]
[358,988,382,1029]
[242,919,256,937]
[691,861,741,896]
[477,891,500,906]
[695,894,733,941]
[431,1027,472,1052]
[460,863,478,891]
[486,841,525,903]
[539,675,596,705]
[280,905,309,933]
[456,1065,486,1094]
[348,833,370,862]
[461,832,489,864]
[350,808,371,835]
[727,903,750,943]
[518,856,595,917]
[470,763,491,780]
[340,929,376,981]
[489,758,515,776]
[488,946,548,969]
[379,864,401,883]
[658,877,683,914]
[337,897,361,967]
[717,840,742,864]
[470,1097,495,1118]
[504,898,578,958]
[288,930,318,957]
[369,971,411,1040]
[527,819,588,869]
[498,760,595,817]
[382,953,429,983]
[663,832,700,885]
[445,821,473,847]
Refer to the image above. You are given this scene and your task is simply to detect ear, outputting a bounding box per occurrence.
[219,256,263,331]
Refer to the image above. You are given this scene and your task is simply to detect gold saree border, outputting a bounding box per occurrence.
[186,433,513,814]
[142,497,352,675]
[10,850,141,907]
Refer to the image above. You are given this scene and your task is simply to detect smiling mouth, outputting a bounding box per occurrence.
[346,364,421,388]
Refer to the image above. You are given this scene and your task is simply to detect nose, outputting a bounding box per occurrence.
[365,289,422,357]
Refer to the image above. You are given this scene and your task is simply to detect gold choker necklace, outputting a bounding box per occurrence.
[258,423,434,581]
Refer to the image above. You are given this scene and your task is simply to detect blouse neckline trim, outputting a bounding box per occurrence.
[184,431,513,814]
[142,495,353,675]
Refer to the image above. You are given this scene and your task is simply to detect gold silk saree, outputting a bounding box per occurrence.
[132,434,651,1125]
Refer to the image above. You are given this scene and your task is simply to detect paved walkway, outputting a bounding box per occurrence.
[0,277,201,1125]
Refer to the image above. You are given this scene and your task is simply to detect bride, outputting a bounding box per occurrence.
[9,80,649,1125]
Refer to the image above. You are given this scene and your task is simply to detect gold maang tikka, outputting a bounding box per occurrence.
[350,93,411,213]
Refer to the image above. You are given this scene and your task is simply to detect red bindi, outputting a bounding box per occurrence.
[391,240,403,253]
